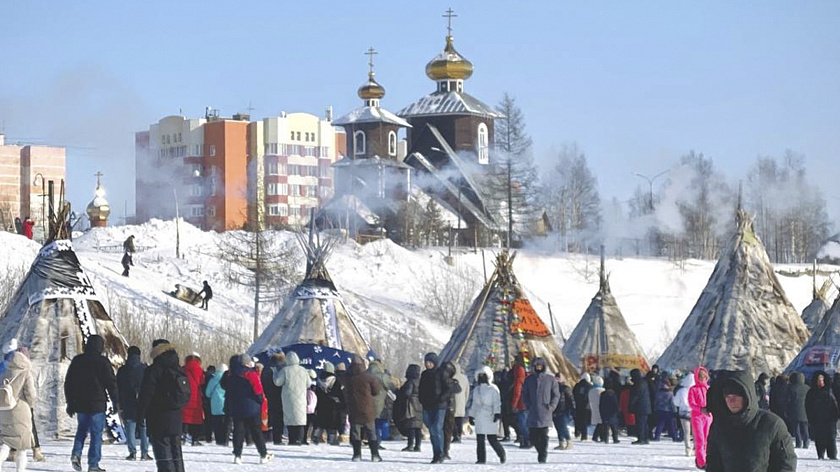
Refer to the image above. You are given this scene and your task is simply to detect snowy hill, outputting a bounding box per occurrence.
[1,219,838,374]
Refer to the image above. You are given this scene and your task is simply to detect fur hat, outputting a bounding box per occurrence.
[582,372,591,383]
[239,354,255,368]
[150,342,176,359]
[3,339,18,355]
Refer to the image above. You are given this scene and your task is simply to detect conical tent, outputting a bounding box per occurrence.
[786,296,840,379]
[801,279,831,332]
[249,234,372,359]
[439,251,578,380]
[657,210,809,376]
[0,239,128,438]
[563,254,649,375]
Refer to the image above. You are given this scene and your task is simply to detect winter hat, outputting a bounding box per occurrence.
[272,352,286,364]
[324,362,335,374]
[239,353,255,368]
[582,373,591,383]
[218,363,229,373]
[3,338,18,355]
[308,369,317,380]
[424,352,439,367]
[721,379,746,398]
[127,346,141,357]
[475,365,494,383]
[593,375,604,388]
[336,362,347,372]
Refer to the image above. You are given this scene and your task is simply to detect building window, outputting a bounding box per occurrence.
[354,131,366,155]
[207,206,216,217]
[291,185,301,197]
[477,123,489,165]
[278,183,288,195]
[305,146,316,157]
[267,183,277,196]
[189,205,205,217]
[388,131,397,156]
[290,206,301,217]
[267,162,279,175]
[210,178,217,196]
[296,132,301,141]
[306,185,318,197]
[319,166,329,178]
[290,131,295,141]
[209,145,216,157]
[190,184,203,197]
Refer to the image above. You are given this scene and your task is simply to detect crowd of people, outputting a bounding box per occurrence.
[0,337,839,471]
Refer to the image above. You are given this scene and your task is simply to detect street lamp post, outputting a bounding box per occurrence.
[634,169,670,212]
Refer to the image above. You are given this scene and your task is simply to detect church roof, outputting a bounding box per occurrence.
[333,106,411,127]
[332,155,411,169]
[398,91,504,119]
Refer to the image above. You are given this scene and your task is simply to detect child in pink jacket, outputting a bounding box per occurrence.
[688,367,712,469]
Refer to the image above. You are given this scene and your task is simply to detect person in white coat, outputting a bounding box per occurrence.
[451,364,470,444]
[672,371,695,456]
[273,351,311,445]
[0,350,37,471]
[467,366,506,464]
[588,375,605,442]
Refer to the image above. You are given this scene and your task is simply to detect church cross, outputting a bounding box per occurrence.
[365,47,378,75]
[94,171,103,186]
[443,8,457,36]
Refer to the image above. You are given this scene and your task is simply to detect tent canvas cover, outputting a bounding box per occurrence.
[439,251,578,380]
[249,235,372,361]
[563,254,649,375]
[0,240,127,438]
[786,296,840,379]
[657,210,809,376]
[801,278,831,332]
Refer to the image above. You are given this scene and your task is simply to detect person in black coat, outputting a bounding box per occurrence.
[754,373,770,410]
[495,369,513,441]
[418,352,460,464]
[223,355,272,464]
[768,374,789,421]
[804,370,839,460]
[313,363,345,445]
[262,352,285,444]
[65,334,119,472]
[396,364,423,452]
[572,373,592,440]
[121,251,132,277]
[785,372,810,448]
[137,340,187,472]
[706,371,796,472]
[598,389,621,444]
[117,346,151,460]
[14,217,22,235]
[198,281,213,310]
[629,368,652,445]
[552,373,575,450]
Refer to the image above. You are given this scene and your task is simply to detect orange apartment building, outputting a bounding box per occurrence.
[0,133,66,237]
[136,110,344,231]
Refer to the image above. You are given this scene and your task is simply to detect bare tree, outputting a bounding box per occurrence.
[544,143,602,252]
[412,261,482,327]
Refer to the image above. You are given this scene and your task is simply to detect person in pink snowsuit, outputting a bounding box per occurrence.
[688,366,712,469]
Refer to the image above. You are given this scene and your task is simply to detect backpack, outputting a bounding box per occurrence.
[163,368,191,410]
[0,374,21,411]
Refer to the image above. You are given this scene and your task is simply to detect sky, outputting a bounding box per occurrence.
[1,1,838,228]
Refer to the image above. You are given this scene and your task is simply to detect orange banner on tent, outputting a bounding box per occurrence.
[583,353,649,372]
[510,299,552,337]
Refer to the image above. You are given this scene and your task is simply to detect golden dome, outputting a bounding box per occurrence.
[86,184,110,222]
[358,72,386,100]
[425,36,473,81]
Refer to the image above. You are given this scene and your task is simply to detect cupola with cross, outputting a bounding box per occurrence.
[398,8,503,167]
[86,171,110,228]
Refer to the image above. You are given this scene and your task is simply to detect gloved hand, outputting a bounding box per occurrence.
[66,405,75,418]
[494,413,503,422]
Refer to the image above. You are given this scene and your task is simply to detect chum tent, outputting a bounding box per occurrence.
[786,296,840,380]
[657,210,809,376]
[249,234,373,360]
[0,238,127,438]
[563,251,649,375]
[439,251,578,380]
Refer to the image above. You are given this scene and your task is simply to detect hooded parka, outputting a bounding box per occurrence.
[0,352,37,450]
[272,351,309,426]
[467,366,502,435]
[706,371,796,472]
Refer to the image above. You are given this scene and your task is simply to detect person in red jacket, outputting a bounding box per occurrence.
[182,354,206,446]
[23,216,35,240]
[510,354,530,448]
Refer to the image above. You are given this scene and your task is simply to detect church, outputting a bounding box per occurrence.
[325,10,504,245]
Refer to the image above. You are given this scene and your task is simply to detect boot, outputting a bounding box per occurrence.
[32,447,46,462]
[351,440,362,462]
[16,450,28,472]
[402,436,415,452]
[370,441,382,462]
[430,453,443,464]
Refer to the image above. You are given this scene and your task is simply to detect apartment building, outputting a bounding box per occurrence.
[136,110,343,231]
[0,133,66,235]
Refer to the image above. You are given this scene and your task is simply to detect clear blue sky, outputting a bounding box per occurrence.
[1,1,838,226]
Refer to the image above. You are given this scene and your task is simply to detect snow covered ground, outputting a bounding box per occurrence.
[31,434,837,471]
